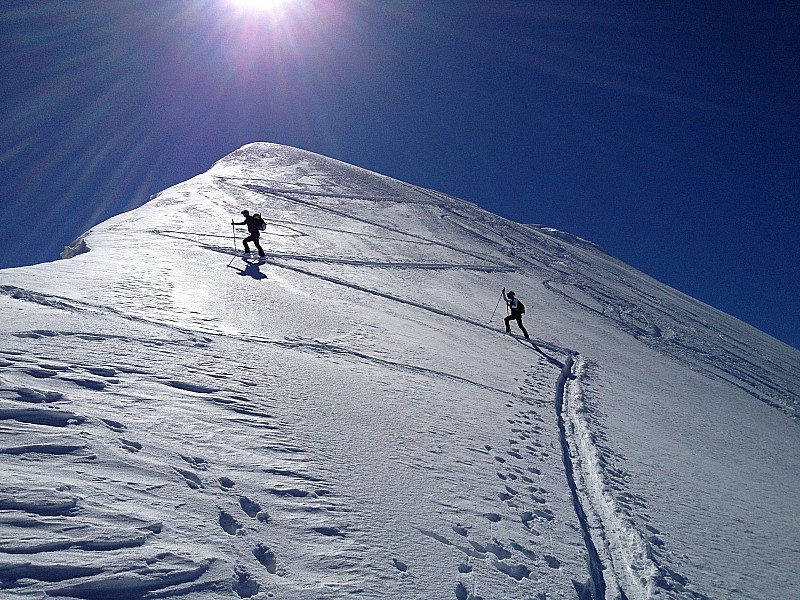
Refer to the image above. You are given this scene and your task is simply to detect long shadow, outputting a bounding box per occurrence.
[152,228,304,242]
[227,259,267,280]
[150,229,232,240]
[515,337,565,369]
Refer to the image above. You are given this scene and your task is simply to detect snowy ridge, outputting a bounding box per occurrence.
[1,142,798,599]
[529,226,612,258]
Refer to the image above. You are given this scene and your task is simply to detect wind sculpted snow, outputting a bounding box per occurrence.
[0,143,798,599]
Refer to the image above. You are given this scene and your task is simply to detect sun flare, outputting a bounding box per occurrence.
[227,0,293,11]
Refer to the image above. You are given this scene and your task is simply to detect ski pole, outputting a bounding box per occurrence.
[489,291,504,322]
[227,222,238,268]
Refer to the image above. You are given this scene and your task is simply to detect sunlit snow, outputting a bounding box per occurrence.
[0,143,797,599]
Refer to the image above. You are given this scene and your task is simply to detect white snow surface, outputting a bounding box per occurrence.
[0,142,798,600]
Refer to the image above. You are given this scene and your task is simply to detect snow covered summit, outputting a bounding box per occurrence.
[0,142,798,599]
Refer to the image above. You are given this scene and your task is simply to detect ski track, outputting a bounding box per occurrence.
[552,354,718,600]
[554,355,609,599]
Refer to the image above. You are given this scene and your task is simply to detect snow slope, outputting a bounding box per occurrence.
[0,143,798,600]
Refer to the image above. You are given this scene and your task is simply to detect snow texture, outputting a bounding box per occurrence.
[0,142,798,599]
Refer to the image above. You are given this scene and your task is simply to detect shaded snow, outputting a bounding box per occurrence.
[0,142,798,599]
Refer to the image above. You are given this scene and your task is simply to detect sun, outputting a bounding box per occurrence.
[223,0,301,22]
[227,0,294,11]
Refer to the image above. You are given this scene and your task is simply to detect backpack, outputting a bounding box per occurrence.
[253,213,266,231]
[517,300,525,315]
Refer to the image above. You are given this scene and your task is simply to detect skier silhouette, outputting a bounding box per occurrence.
[502,288,529,339]
[232,210,265,258]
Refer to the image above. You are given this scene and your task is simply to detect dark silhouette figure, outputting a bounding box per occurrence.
[503,288,529,339]
[232,210,265,258]
[237,261,267,280]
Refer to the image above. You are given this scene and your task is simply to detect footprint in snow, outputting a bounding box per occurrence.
[15,388,63,403]
[645,524,662,535]
[233,566,261,599]
[494,560,531,581]
[61,377,107,391]
[475,540,511,560]
[173,467,203,489]
[253,543,279,575]
[84,366,118,378]
[239,496,262,518]
[24,367,57,378]
[521,512,538,531]
[311,526,345,537]
[455,581,483,600]
[100,418,126,432]
[455,582,468,600]
[392,558,408,573]
[219,511,243,535]
[510,541,537,561]
[166,380,219,394]
[544,554,561,569]
[120,438,142,452]
[180,454,209,471]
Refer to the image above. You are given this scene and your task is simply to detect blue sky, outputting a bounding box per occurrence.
[1,1,798,349]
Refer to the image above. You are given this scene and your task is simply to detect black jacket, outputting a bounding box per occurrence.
[235,215,262,235]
